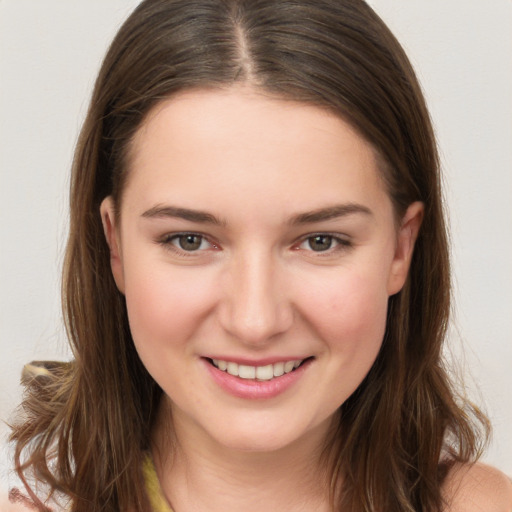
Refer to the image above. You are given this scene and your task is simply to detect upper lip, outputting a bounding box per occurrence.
[202,355,312,366]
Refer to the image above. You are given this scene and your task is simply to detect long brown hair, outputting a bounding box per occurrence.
[10,1,489,511]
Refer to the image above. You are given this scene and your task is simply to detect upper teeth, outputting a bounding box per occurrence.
[212,359,303,381]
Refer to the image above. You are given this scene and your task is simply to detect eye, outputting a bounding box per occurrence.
[175,234,206,251]
[306,235,335,252]
[160,233,214,252]
[296,234,351,253]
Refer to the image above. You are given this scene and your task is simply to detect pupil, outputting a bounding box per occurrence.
[179,234,202,251]
[309,235,332,251]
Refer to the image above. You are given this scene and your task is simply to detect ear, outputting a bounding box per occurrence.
[387,201,424,296]
[100,196,125,294]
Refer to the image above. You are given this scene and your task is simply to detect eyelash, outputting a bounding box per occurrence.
[157,231,352,257]
[294,233,352,254]
[158,232,219,256]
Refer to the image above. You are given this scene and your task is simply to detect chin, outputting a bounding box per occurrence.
[218,429,296,453]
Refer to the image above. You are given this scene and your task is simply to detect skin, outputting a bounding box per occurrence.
[99,86,511,511]
[3,465,510,511]
[443,463,512,512]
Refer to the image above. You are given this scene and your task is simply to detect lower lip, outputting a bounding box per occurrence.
[203,358,312,400]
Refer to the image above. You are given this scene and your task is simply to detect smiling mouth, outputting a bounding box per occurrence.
[207,358,312,381]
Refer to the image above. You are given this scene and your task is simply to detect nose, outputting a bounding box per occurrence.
[218,250,293,346]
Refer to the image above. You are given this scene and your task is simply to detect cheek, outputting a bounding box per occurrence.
[297,269,389,408]
[122,260,216,355]
[297,267,389,355]
[122,263,220,399]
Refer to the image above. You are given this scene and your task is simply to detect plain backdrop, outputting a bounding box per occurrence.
[1,0,511,491]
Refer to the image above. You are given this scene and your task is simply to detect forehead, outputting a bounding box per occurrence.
[123,86,391,220]
[132,87,376,164]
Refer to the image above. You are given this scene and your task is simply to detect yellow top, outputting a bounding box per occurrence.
[142,454,174,512]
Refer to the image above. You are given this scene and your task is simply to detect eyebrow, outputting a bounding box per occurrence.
[288,203,373,225]
[141,202,372,227]
[141,205,226,226]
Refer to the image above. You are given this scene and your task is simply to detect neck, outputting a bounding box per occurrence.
[151,398,333,512]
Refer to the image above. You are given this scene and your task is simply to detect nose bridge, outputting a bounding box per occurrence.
[220,246,292,344]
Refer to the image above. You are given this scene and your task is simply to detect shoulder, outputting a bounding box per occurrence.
[442,462,512,512]
[0,490,36,511]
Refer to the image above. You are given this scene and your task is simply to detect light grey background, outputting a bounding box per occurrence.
[1,0,511,491]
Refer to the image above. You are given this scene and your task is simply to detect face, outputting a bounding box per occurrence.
[101,87,422,454]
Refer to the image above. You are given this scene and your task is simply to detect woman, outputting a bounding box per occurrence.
[8,0,512,511]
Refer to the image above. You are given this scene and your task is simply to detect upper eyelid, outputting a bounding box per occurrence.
[292,234,352,256]
[158,232,218,250]
[295,231,351,244]
[160,231,212,241]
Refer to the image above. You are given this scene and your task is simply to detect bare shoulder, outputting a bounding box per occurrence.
[0,491,34,511]
[0,488,42,511]
[443,462,512,512]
